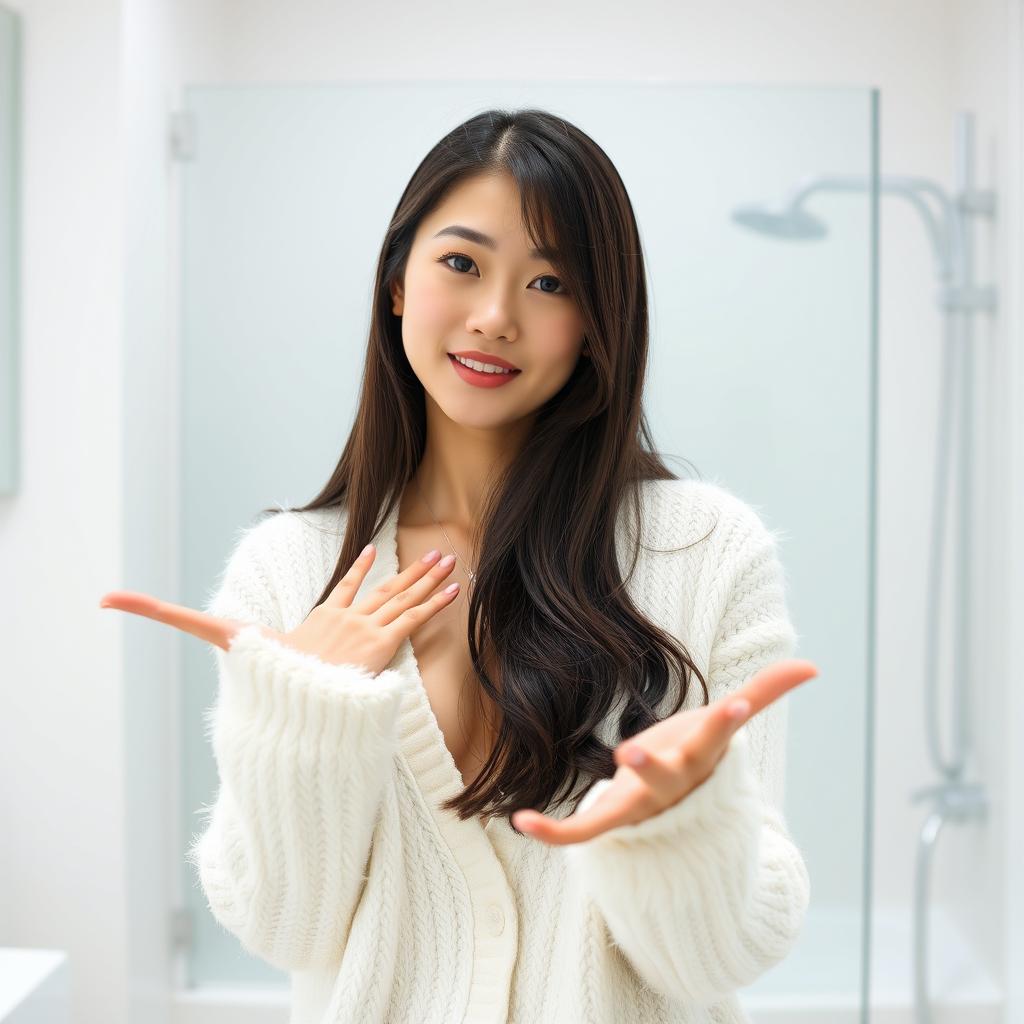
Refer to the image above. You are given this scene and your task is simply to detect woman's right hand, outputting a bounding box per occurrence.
[98,544,460,677]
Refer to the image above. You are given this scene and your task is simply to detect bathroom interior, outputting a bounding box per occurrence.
[0,1,1020,1022]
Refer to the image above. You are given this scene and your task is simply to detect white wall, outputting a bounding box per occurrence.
[0,0,1015,1020]
[0,1,130,1022]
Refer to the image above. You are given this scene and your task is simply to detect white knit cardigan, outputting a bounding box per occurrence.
[188,477,810,1023]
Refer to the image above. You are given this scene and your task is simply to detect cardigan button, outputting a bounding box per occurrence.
[485,903,506,936]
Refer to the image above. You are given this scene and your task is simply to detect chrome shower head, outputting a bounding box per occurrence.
[731,202,828,240]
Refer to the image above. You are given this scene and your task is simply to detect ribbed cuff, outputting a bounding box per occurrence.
[216,623,412,763]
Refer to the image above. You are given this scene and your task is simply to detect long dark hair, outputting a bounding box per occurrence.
[260,108,709,829]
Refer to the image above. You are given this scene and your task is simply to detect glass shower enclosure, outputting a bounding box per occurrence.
[175,81,878,1023]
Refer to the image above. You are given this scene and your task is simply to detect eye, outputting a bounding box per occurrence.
[435,251,569,296]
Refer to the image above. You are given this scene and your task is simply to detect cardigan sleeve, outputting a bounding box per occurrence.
[186,518,412,971]
[561,502,811,1007]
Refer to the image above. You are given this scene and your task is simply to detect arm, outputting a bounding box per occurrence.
[562,503,810,1006]
[186,519,411,971]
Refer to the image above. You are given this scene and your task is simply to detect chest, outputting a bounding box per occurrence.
[396,525,500,789]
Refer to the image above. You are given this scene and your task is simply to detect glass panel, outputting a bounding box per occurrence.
[0,6,20,495]
[180,82,878,1018]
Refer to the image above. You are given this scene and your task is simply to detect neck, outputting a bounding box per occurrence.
[408,398,533,531]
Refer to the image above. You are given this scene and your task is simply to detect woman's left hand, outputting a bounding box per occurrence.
[511,658,819,846]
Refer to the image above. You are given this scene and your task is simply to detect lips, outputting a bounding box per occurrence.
[448,350,521,372]
[448,353,522,388]
[447,353,521,374]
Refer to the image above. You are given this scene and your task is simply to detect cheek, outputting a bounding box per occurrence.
[405,274,458,331]
[530,335,586,389]
[544,312,587,362]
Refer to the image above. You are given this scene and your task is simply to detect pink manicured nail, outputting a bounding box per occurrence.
[361,544,374,558]
[730,700,750,720]
[625,748,646,766]
[422,549,440,563]
[444,582,460,595]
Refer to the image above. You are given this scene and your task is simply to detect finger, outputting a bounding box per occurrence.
[611,744,686,802]
[374,553,458,626]
[351,546,446,616]
[384,579,461,638]
[324,542,379,609]
[730,658,819,719]
[98,590,248,651]
[615,696,728,781]
[512,785,648,846]
[684,697,749,768]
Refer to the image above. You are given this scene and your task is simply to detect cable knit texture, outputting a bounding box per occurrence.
[187,477,810,1023]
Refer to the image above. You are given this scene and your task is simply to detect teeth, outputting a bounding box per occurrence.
[453,355,514,375]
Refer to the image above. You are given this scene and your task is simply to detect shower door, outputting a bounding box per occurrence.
[174,81,878,1024]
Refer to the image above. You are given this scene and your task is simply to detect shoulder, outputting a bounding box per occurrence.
[639,477,786,560]
[276,503,348,539]
[228,504,344,561]
[208,504,345,610]
[635,477,723,550]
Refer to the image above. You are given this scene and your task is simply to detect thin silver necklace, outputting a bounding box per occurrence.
[413,474,478,588]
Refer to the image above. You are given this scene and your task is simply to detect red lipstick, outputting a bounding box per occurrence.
[448,352,522,389]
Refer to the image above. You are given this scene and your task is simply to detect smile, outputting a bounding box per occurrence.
[448,353,522,388]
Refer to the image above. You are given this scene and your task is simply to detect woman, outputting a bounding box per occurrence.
[102,108,818,1023]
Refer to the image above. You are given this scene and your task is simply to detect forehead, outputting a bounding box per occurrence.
[420,173,554,251]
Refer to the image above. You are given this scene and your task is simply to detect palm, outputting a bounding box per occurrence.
[511,658,819,846]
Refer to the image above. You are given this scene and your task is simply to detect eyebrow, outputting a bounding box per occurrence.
[432,224,559,262]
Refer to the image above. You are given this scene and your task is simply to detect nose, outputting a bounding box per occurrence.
[464,289,519,343]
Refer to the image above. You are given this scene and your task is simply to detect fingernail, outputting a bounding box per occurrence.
[438,554,455,569]
[361,543,375,558]
[422,549,440,563]
[444,582,460,595]
[730,700,750,720]
[625,748,646,766]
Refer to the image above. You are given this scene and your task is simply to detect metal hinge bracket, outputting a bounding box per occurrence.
[169,110,197,163]
[170,906,194,950]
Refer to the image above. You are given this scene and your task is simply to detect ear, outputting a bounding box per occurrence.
[390,280,404,316]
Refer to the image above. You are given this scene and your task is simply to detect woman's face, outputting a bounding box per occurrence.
[390,172,588,431]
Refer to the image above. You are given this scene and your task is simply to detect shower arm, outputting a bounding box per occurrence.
[778,173,957,280]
